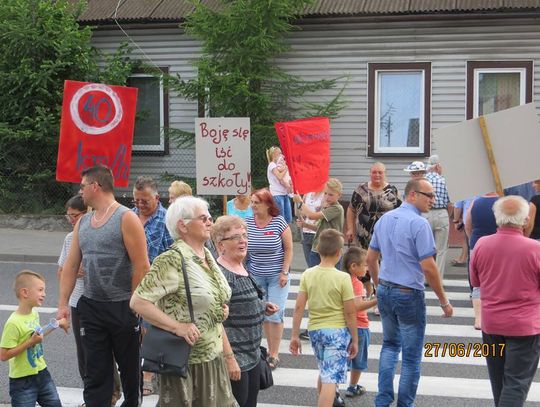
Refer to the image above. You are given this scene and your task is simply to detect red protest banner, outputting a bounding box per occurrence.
[56,80,138,187]
[274,117,330,194]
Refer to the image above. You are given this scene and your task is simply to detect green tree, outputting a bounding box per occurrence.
[167,0,347,188]
[0,0,135,213]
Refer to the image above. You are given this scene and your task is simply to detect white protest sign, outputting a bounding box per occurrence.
[433,103,540,202]
[195,117,251,195]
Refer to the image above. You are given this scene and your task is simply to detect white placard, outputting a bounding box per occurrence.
[195,117,251,195]
[433,103,540,202]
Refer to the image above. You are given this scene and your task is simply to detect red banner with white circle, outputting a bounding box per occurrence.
[56,80,138,187]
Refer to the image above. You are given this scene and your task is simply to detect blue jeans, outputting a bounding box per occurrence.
[272,195,292,224]
[301,232,317,268]
[376,284,426,407]
[350,327,371,371]
[9,368,61,407]
[252,274,290,323]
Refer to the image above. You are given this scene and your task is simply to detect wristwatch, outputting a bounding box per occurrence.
[281,270,290,276]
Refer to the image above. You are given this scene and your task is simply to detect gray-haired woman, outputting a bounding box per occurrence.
[130,196,239,407]
[212,215,278,407]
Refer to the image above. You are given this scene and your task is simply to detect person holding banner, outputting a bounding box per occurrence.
[246,189,293,369]
[266,146,293,223]
[295,189,324,268]
[300,178,345,268]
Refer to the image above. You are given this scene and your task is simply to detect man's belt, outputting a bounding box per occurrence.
[378,279,413,291]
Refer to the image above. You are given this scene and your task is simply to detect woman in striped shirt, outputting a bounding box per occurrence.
[246,188,293,369]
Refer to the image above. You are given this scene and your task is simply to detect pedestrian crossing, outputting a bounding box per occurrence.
[48,274,540,406]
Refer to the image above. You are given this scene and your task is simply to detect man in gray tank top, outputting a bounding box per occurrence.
[58,165,150,407]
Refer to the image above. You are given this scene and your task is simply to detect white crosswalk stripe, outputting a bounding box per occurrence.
[49,276,539,406]
[288,283,472,300]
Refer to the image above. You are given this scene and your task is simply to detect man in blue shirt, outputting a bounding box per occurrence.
[132,176,173,263]
[132,175,173,396]
[367,178,453,407]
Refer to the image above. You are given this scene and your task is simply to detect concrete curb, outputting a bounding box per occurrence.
[0,254,59,263]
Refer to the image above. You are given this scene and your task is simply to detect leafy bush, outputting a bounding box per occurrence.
[0,0,135,213]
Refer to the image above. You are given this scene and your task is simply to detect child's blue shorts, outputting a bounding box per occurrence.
[309,327,350,384]
[350,327,370,371]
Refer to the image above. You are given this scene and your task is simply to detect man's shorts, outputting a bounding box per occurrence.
[309,327,350,384]
[350,327,370,371]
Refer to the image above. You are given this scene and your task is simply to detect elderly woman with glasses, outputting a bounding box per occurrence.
[130,196,239,407]
[212,215,278,407]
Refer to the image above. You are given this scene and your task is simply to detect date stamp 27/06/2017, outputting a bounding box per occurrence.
[424,342,505,358]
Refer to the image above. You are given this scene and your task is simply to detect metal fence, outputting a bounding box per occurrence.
[0,136,272,216]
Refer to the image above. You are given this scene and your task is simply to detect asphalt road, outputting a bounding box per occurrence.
[1,260,540,406]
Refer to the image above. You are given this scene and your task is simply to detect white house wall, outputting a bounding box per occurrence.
[90,16,540,198]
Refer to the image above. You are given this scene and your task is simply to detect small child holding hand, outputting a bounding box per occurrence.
[342,247,377,398]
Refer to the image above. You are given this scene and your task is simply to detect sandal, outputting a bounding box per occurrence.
[451,259,467,267]
[143,379,154,396]
[267,356,280,370]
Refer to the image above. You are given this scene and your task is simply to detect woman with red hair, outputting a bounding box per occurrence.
[246,188,293,369]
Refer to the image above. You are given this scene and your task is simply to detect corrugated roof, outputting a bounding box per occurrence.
[76,0,540,23]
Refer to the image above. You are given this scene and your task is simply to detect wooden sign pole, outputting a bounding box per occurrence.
[478,116,504,196]
[223,195,228,215]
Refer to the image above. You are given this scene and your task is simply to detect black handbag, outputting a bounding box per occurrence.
[245,276,273,389]
[259,346,274,390]
[140,251,194,378]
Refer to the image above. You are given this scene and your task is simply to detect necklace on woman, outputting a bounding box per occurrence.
[93,201,116,223]
[218,257,248,276]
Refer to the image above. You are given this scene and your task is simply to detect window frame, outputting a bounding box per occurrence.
[129,67,169,155]
[466,61,533,120]
[367,62,431,157]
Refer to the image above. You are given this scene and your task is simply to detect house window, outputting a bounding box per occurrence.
[467,61,532,119]
[127,68,169,154]
[368,63,431,157]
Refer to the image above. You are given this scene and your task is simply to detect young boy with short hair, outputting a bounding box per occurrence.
[342,247,377,398]
[290,229,358,407]
[0,270,68,406]
[299,178,344,267]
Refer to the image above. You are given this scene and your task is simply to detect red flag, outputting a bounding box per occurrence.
[274,117,331,194]
[56,80,138,187]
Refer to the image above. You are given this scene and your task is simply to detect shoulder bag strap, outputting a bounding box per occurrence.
[172,248,195,323]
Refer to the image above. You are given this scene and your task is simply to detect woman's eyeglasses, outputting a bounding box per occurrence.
[188,214,213,223]
[221,233,248,242]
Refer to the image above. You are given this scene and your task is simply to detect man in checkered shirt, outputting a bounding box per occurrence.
[424,155,452,279]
